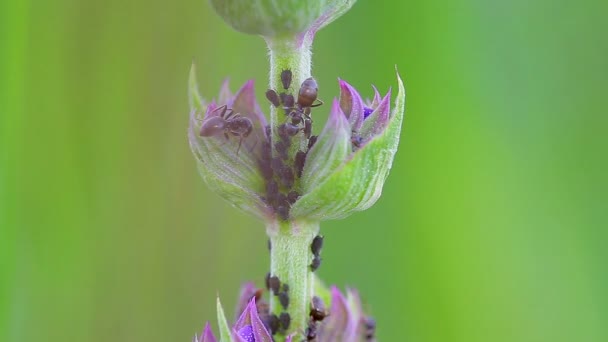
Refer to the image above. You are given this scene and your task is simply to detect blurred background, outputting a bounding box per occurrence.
[1,0,607,341]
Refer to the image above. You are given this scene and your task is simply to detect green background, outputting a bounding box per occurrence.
[2,0,607,341]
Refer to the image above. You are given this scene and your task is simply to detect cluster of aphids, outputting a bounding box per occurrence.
[260,69,323,220]
[264,273,292,336]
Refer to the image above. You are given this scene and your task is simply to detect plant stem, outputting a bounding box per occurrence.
[266,219,319,341]
[266,38,312,148]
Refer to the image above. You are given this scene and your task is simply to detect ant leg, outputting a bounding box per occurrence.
[310,99,324,108]
[236,136,244,155]
[212,104,228,116]
[224,109,236,120]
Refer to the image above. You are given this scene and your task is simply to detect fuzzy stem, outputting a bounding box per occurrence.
[266,219,319,341]
[266,38,312,144]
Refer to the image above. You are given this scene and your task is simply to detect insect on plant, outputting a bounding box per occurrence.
[199,104,253,154]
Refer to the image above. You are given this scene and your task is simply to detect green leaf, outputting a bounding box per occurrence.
[216,297,234,342]
[291,71,405,220]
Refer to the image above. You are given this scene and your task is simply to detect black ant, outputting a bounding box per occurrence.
[199,104,253,154]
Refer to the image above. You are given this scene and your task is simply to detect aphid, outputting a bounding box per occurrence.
[265,89,281,107]
[279,166,294,188]
[351,132,364,149]
[287,191,299,204]
[279,312,291,330]
[305,320,318,341]
[275,141,289,160]
[267,314,280,335]
[307,135,318,150]
[297,77,323,109]
[282,283,289,292]
[304,118,312,138]
[265,272,271,290]
[199,104,253,154]
[280,93,295,109]
[278,291,290,309]
[281,69,293,90]
[294,150,307,178]
[310,296,328,321]
[363,317,376,341]
[310,255,321,271]
[277,205,289,221]
[311,235,324,257]
[268,275,281,295]
[280,122,300,136]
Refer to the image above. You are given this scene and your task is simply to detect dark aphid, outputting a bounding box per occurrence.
[268,275,281,295]
[277,205,289,221]
[279,166,294,188]
[310,255,321,271]
[259,160,273,180]
[289,109,305,126]
[363,317,376,340]
[287,191,299,204]
[280,93,295,109]
[267,314,280,335]
[265,272,271,290]
[297,77,323,109]
[281,69,293,90]
[310,296,328,322]
[271,157,284,173]
[279,312,291,330]
[294,150,307,178]
[278,291,290,309]
[311,235,324,256]
[199,104,253,154]
[266,89,281,107]
[282,283,289,292]
[304,118,312,138]
[307,135,318,150]
[305,320,318,341]
[265,125,272,140]
[351,132,364,149]
[275,141,289,160]
[283,123,301,136]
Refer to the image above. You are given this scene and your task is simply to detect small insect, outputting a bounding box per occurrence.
[267,314,280,335]
[305,320,318,341]
[265,272,271,290]
[281,69,293,90]
[297,77,324,109]
[351,131,364,149]
[363,317,376,341]
[310,255,321,271]
[294,150,307,178]
[310,296,328,322]
[265,89,281,107]
[307,135,318,150]
[277,205,289,221]
[268,275,281,295]
[279,312,291,330]
[282,283,289,292]
[311,235,324,257]
[199,105,253,154]
[278,291,290,309]
[287,190,299,204]
[279,166,294,188]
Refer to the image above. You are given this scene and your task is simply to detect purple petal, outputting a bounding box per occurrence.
[237,325,254,342]
[235,282,257,322]
[218,79,232,104]
[318,286,356,342]
[371,85,382,108]
[233,297,273,342]
[339,80,365,132]
[360,88,392,140]
[201,322,217,342]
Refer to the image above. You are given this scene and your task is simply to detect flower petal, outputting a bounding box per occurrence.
[235,282,257,322]
[200,322,217,342]
[360,88,391,139]
[233,298,273,342]
[290,72,405,220]
[339,79,365,132]
[299,99,350,195]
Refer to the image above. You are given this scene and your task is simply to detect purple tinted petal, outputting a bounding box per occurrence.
[363,107,374,119]
[235,282,257,321]
[318,286,351,341]
[233,298,273,342]
[372,89,392,134]
[339,80,365,132]
[218,79,232,104]
[237,325,254,342]
[371,85,382,108]
[201,322,217,342]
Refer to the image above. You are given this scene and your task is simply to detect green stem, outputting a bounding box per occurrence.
[266,219,319,341]
[266,38,312,148]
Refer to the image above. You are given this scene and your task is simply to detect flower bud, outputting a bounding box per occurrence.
[290,72,406,221]
[209,0,356,40]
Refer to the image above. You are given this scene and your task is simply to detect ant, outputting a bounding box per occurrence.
[199,104,253,154]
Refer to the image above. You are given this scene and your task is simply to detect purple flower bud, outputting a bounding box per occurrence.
[233,297,273,342]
